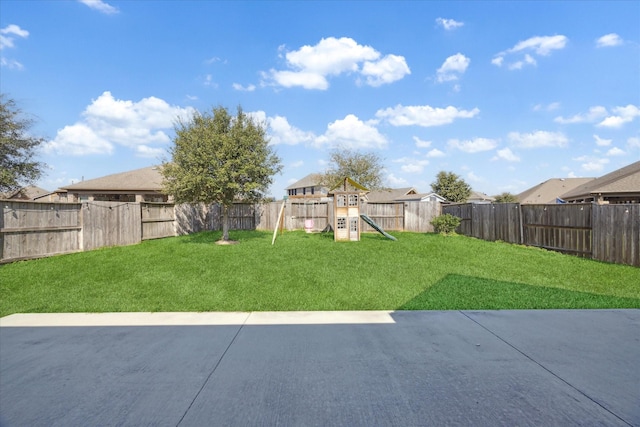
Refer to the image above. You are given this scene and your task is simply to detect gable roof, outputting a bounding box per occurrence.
[1,185,50,200]
[517,178,595,204]
[560,160,640,200]
[285,173,324,190]
[328,177,369,193]
[468,191,495,202]
[365,187,417,203]
[59,166,164,192]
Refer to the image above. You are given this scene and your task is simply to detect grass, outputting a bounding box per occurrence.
[1,230,639,317]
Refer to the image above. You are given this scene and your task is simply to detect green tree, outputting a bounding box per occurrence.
[162,106,282,242]
[431,171,471,203]
[494,192,519,203]
[322,148,385,190]
[0,94,46,194]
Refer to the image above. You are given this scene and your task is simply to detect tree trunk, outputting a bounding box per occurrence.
[222,203,230,241]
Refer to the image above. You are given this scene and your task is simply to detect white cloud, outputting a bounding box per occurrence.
[508,53,536,70]
[426,148,446,158]
[44,123,114,156]
[360,54,411,87]
[436,17,464,30]
[533,102,560,112]
[596,33,623,48]
[78,0,119,14]
[393,157,429,174]
[493,35,567,69]
[508,131,568,148]
[554,106,607,124]
[436,53,470,83]
[376,104,479,127]
[593,134,612,147]
[44,91,194,156]
[1,24,29,69]
[606,147,625,156]
[413,136,431,148]
[386,173,408,187]
[232,83,256,92]
[136,145,166,158]
[448,137,498,153]
[492,147,520,162]
[574,156,609,172]
[467,171,482,182]
[262,37,409,90]
[267,115,316,146]
[0,24,29,50]
[597,104,640,128]
[290,160,304,168]
[0,57,23,70]
[628,136,640,149]
[315,114,387,150]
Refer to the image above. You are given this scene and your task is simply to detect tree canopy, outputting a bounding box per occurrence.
[161,106,282,241]
[431,171,471,203]
[321,148,385,190]
[494,192,519,203]
[0,95,46,194]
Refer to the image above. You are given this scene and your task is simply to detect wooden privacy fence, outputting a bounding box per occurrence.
[1,199,441,263]
[442,203,640,267]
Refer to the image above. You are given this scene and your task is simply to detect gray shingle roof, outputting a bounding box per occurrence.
[517,178,594,204]
[285,173,324,190]
[365,187,417,202]
[560,161,640,200]
[59,166,164,192]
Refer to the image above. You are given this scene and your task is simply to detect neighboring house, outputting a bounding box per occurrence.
[56,166,168,203]
[517,178,595,204]
[365,187,446,203]
[467,191,495,204]
[559,160,640,204]
[285,173,330,199]
[1,185,52,201]
[365,187,417,203]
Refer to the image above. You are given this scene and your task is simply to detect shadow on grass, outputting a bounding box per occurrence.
[398,274,640,310]
[176,230,271,244]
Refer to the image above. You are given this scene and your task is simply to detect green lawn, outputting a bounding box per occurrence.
[1,230,639,317]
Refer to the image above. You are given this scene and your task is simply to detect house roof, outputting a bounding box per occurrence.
[560,160,640,200]
[365,187,417,202]
[395,192,447,202]
[285,173,324,190]
[59,166,164,192]
[468,191,495,202]
[1,185,50,200]
[328,177,369,193]
[517,178,595,204]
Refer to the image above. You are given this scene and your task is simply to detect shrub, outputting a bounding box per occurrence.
[431,213,461,235]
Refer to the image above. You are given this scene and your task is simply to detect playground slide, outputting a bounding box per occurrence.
[360,214,397,241]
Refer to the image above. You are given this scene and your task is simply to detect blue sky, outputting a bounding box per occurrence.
[2,0,639,198]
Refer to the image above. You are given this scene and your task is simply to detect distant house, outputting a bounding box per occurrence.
[56,166,168,203]
[285,173,330,199]
[467,191,495,204]
[517,178,595,204]
[365,187,446,203]
[559,160,640,204]
[1,185,52,201]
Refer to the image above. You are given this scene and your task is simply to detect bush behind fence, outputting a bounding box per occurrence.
[1,199,440,263]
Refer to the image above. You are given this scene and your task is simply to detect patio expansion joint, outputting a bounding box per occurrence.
[174,314,249,427]
[458,311,633,427]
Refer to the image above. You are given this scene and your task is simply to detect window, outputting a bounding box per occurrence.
[337,217,347,229]
[337,195,347,207]
[348,194,358,206]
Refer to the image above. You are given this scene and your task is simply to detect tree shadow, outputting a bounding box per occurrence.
[397,274,640,310]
